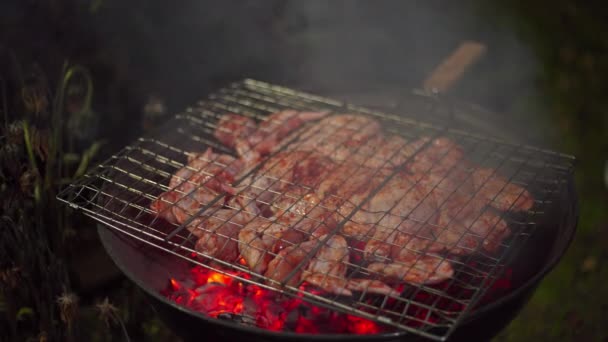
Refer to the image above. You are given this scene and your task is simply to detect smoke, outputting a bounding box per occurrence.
[90,0,548,144]
[273,1,547,143]
[278,1,474,91]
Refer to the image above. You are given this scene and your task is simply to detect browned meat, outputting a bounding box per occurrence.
[367,254,454,285]
[151,110,535,292]
[265,238,317,287]
[214,110,329,162]
[238,217,288,274]
[213,113,257,149]
[191,209,254,262]
[150,148,244,224]
[429,189,511,255]
[471,168,534,212]
[302,234,398,296]
[228,150,337,216]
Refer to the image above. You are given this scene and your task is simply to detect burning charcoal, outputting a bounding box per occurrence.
[240,314,258,327]
[217,312,257,327]
[284,308,301,331]
[163,265,394,334]
[217,312,236,321]
[216,312,255,326]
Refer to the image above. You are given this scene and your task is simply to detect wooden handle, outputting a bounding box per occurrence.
[423,41,487,93]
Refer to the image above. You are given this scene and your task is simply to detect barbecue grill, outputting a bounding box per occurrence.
[57,79,578,341]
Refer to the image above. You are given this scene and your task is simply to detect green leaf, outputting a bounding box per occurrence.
[63,153,81,164]
[73,140,105,179]
[22,121,42,202]
[16,307,34,320]
[142,321,160,337]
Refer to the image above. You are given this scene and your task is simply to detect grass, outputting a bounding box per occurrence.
[481,1,608,340]
[0,60,126,341]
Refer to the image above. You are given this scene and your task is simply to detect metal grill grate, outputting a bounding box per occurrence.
[57,79,575,341]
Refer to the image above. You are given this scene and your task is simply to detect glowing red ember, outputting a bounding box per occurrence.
[161,265,389,334]
[161,264,513,334]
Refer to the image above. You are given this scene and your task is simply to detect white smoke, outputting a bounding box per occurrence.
[91,0,550,145]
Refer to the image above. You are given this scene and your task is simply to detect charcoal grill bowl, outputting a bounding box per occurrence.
[98,177,576,342]
[98,173,578,342]
[96,91,578,341]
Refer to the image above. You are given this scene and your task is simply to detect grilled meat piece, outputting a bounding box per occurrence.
[301,234,353,296]
[151,148,243,224]
[265,237,317,287]
[152,110,536,291]
[191,209,254,262]
[215,110,329,162]
[238,217,288,274]
[302,234,398,296]
[367,254,454,285]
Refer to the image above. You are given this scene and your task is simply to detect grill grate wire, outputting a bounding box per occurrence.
[57,79,575,341]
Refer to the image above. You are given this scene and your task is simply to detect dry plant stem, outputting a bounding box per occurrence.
[22,121,42,202]
[0,62,96,341]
